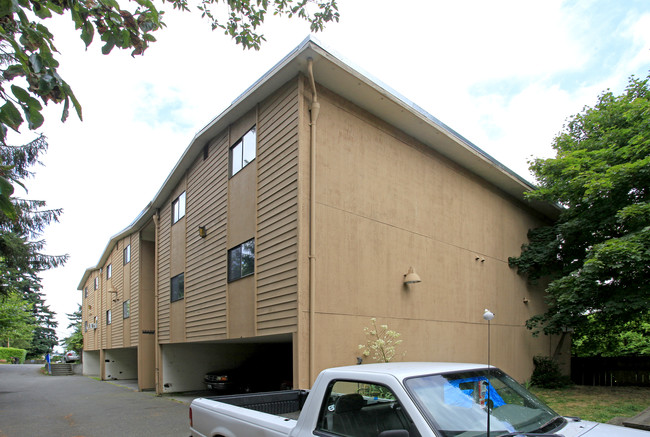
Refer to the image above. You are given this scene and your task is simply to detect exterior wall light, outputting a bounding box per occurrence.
[198,226,207,239]
[403,266,421,285]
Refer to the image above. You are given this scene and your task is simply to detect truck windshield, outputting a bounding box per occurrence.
[404,368,564,437]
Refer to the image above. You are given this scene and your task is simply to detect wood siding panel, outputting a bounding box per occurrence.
[185,134,229,341]
[256,82,300,335]
[111,248,123,348]
[157,204,171,343]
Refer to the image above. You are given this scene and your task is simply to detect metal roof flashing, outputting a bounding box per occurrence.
[77,36,559,289]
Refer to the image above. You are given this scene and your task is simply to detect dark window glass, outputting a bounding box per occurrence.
[171,273,185,302]
[228,238,255,282]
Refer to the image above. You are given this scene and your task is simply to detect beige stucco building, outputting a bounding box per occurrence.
[77,38,563,394]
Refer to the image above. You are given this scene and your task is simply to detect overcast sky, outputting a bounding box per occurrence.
[13,0,650,345]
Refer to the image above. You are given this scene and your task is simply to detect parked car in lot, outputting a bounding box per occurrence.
[62,351,79,363]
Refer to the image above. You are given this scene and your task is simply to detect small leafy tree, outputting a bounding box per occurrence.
[0,292,34,348]
[358,318,404,363]
[61,304,83,354]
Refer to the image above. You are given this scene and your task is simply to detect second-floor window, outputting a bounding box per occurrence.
[106,264,112,279]
[171,273,185,302]
[106,310,112,325]
[94,277,99,290]
[84,287,88,298]
[123,300,130,318]
[172,192,186,224]
[228,238,255,282]
[230,126,256,176]
[123,245,131,265]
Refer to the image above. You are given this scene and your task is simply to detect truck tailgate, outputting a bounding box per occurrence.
[190,397,298,437]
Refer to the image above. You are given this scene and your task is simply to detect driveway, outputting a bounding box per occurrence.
[0,364,191,436]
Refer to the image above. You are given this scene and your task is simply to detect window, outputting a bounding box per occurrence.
[94,277,99,290]
[106,264,112,279]
[171,273,185,302]
[123,244,131,265]
[84,287,88,298]
[315,380,418,437]
[228,239,255,282]
[106,310,112,325]
[123,300,130,318]
[84,321,88,332]
[172,192,186,224]
[230,126,256,176]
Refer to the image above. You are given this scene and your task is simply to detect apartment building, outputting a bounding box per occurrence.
[77,37,563,394]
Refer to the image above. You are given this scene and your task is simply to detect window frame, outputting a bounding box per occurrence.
[106,309,112,325]
[94,277,99,290]
[106,264,112,279]
[172,192,186,224]
[123,244,131,265]
[170,273,185,302]
[229,126,257,177]
[123,300,130,318]
[228,238,255,282]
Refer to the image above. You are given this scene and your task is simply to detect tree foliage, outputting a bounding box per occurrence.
[0,291,33,347]
[61,303,82,354]
[509,74,650,341]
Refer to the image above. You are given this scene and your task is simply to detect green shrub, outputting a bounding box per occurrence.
[530,356,571,388]
[0,347,27,364]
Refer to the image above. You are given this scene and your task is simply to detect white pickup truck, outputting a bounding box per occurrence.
[189,362,649,437]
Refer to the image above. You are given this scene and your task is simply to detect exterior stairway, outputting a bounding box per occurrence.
[50,363,73,376]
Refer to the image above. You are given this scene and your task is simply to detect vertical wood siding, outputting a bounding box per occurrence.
[256,82,300,334]
[185,134,229,340]
[130,235,140,344]
[157,204,172,343]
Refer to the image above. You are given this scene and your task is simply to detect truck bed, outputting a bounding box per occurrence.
[202,389,310,419]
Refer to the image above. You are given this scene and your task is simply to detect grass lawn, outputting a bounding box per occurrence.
[530,385,650,423]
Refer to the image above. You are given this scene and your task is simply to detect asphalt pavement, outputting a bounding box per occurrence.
[0,364,192,437]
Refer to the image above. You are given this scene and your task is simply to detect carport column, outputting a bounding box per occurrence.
[99,349,105,380]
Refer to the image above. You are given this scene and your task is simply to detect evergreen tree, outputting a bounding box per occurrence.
[62,304,83,354]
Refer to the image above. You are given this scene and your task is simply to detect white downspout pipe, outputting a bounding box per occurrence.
[307,58,320,384]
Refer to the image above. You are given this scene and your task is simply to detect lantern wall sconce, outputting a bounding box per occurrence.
[403,266,422,285]
[198,226,207,239]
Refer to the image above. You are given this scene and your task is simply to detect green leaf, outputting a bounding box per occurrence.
[24,104,44,129]
[11,84,42,110]
[0,0,14,18]
[80,20,94,47]
[3,64,26,80]
[0,174,15,197]
[0,101,24,131]
[61,81,82,121]
[29,53,44,74]
[33,3,52,19]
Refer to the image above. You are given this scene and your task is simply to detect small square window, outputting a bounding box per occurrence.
[228,238,255,282]
[171,273,185,302]
[172,192,186,224]
[106,310,112,325]
[123,245,131,265]
[123,300,130,318]
[230,126,256,176]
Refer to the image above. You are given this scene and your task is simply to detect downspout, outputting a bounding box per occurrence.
[152,211,161,395]
[307,58,320,384]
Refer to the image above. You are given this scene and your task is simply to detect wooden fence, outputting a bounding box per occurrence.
[571,356,650,386]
